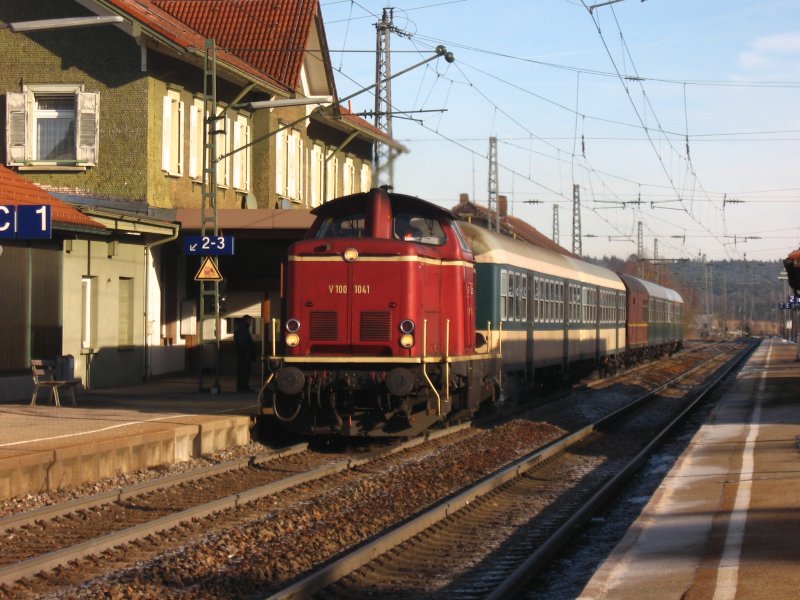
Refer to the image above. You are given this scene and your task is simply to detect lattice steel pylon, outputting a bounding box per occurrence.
[553,205,560,245]
[637,221,643,258]
[199,39,221,393]
[572,183,582,256]
[637,221,644,277]
[374,8,395,188]
[488,136,499,231]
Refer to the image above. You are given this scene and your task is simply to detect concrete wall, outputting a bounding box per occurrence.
[62,238,146,388]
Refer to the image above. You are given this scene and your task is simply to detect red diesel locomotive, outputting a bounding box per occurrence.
[262,187,685,437]
[263,188,501,436]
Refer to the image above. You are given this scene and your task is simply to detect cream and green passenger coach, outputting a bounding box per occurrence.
[463,222,628,380]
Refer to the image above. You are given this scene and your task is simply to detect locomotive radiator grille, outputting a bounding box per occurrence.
[310,311,339,340]
[360,311,392,341]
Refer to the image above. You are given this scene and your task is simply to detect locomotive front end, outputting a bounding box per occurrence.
[264,188,489,437]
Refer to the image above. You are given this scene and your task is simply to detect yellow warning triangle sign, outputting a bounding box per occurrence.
[194,256,224,281]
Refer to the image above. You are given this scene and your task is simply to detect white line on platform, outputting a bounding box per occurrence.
[712,342,772,600]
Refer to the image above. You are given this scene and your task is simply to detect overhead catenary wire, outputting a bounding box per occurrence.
[320,2,794,260]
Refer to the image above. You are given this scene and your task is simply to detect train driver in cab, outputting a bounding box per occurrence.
[394,213,424,241]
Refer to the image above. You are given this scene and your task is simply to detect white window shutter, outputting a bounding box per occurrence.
[232,118,242,189]
[76,92,100,165]
[297,137,304,201]
[287,131,297,199]
[221,117,230,186]
[243,121,251,191]
[360,163,371,192]
[6,91,28,165]
[275,128,285,196]
[188,104,198,178]
[162,96,172,172]
[175,100,184,175]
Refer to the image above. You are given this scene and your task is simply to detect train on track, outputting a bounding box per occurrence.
[261,187,684,437]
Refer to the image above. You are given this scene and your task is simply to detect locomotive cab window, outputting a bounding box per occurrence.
[393,213,446,245]
[316,213,366,238]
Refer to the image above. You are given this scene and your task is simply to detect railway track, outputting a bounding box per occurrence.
[272,339,756,599]
[0,340,752,599]
[0,422,563,598]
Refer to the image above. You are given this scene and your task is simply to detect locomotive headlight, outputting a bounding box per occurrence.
[399,319,415,334]
[399,333,415,348]
[285,333,300,347]
[343,247,359,262]
[285,319,301,333]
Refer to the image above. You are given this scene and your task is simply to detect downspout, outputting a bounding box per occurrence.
[143,223,180,380]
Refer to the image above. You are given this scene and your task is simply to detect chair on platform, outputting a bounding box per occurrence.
[31,360,80,407]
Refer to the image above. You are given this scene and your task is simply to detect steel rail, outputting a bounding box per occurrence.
[0,424,470,588]
[268,341,755,599]
[487,339,759,599]
[0,443,309,536]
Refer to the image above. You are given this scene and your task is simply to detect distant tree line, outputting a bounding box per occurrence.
[589,255,790,337]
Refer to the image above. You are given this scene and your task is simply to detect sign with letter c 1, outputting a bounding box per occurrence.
[0,204,52,239]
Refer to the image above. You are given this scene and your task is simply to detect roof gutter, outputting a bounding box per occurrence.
[78,206,180,238]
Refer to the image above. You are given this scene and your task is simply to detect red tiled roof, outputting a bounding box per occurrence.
[0,166,105,231]
[96,1,403,146]
[329,105,406,150]
[451,198,574,257]
[98,0,306,93]
[152,0,316,91]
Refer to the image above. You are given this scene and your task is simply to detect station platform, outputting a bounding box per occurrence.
[581,338,800,599]
[0,374,257,500]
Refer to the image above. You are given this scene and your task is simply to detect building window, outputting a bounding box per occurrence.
[118,277,134,347]
[161,90,184,176]
[188,98,204,179]
[275,126,304,202]
[343,157,355,195]
[326,155,338,201]
[215,114,230,187]
[81,276,97,350]
[6,85,99,168]
[310,143,324,207]
[360,162,372,192]
[232,113,251,191]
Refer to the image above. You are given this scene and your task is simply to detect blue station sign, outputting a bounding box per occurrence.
[0,204,52,240]
[183,235,235,256]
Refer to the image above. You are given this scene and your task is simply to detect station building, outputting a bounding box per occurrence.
[0,0,401,399]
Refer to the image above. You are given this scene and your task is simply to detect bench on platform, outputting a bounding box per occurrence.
[31,359,80,407]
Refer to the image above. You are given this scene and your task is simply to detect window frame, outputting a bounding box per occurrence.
[188,97,204,180]
[6,84,99,169]
[232,113,251,192]
[118,276,135,348]
[162,90,184,176]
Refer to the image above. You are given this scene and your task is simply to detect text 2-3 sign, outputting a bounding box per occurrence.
[183,235,235,256]
[0,204,52,239]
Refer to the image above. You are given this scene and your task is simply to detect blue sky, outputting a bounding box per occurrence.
[320,0,800,262]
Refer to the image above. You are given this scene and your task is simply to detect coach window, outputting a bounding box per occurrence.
[514,273,523,320]
[569,284,579,323]
[500,270,508,321]
[521,275,529,322]
[506,273,517,321]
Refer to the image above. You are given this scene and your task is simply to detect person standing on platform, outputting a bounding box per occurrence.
[234,315,257,392]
